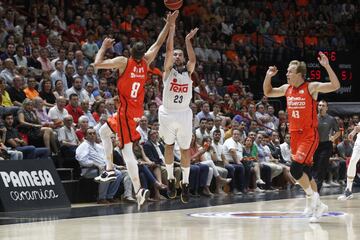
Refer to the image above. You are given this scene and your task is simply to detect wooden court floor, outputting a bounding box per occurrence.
[0,192,359,240]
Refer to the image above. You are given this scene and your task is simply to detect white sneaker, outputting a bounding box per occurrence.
[310,202,328,223]
[136,188,149,210]
[256,179,265,185]
[329,181,340,187]
[322,182,331,188]
[338,189,353,201]
[94,170,117,183]
[254,187,265,193]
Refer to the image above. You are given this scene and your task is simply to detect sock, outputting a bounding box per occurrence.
[99,124,114,171]
[166,163,175,180]
[121,142,141,193]
[304,186,314,196]
[346,177,354,192]
[182,167,190,184]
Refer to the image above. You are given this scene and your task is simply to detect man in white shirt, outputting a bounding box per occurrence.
[58,115,79,161]
[13,45,27,67]
[50,60,68,90]
[66,77,89,102]
[136,116,150,145]
[280,133,291,165]
[222,129,246,194]
[48,96,68,125]
[195,118,210,145]
[210,116,225,144]
[76,128,123,204]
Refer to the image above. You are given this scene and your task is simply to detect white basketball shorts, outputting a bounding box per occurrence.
[159,105,193,149]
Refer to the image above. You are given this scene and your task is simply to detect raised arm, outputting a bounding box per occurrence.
[144,11,179,65]
[309,51,341,94]
[93,38,127,69]
[185,28,199,75]
[263,66,289,98]
[163,20,176,79]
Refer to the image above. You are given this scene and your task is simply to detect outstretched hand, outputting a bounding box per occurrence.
[101,38,115,49]
[318,51,329,67]
[266,66,278,77]
[185,28,199,41]
[165,10,179,26]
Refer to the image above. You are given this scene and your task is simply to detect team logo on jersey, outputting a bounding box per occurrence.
[299,90,305,94]
[170,78,189,93]
[188,211,345,219]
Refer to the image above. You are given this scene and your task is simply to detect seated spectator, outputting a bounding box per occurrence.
[280,133,291,165]
[195,102,212,122]
[83,65,99,88]
[105,98,116,116]
[199,137,231,195]
[133,141,167,201]
[39,79,56,107]
[17,98,58,153]
[53,79,67,99]
[50,60,67,90]
[80,100,96,127]
[189,134,212,196]
[195,118,210,145]
[48,96,68,127]
[92,100,107,122]
[94,114,108,136]
[0,77,20,117]
[223,129,253,194]
[58,114,80,159]
[7,75,26,107]
[37,48,53,72]
[278,121,288,144]
[0,126,23,160]
[66,77,88,102]
[3,113,49,159]
[136,116,149,145]
[84,82,96,105]
[145,102,158,124]
[93,78,112,100]
[76,128,123,204]
[33,97,55,128]
[0,58,16,86]
[23,76,39,100]
[65,93,84,125]
[76,115,89,142]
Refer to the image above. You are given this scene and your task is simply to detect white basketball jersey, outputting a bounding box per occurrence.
[162,68,193,110]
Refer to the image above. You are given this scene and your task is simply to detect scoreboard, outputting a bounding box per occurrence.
[306,51,358,101]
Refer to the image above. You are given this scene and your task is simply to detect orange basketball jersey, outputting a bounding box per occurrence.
[285,82,318,132]
[117,57,148,118]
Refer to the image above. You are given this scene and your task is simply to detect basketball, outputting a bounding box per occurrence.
[164,0,183,10]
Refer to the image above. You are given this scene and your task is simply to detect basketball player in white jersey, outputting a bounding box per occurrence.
[338,123,360,200]
[159,19,198,203]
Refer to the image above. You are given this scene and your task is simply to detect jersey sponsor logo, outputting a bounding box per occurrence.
[299,90,305,94]
[287,96,306,109]
[170,78,189,93]
[188,211,345,219]
[130,66,145,78]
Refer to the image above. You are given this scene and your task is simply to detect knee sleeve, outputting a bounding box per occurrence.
[303,166,312,180]
[290,161,304,180]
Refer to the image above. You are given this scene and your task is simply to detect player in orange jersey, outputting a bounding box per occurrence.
[93,11,179,210]
[263,52,340,222]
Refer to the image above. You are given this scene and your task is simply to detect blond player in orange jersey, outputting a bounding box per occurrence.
[263,52,340,222]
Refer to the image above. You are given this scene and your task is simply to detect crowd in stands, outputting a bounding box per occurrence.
[0,0,358,203]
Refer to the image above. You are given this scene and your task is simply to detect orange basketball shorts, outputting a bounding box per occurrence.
[290,128,319,166]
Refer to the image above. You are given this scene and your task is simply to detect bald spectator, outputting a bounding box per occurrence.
[48,96,68,126]
[7,75,26,107]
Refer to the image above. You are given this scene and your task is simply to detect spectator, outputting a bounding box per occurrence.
[7,75,26,107]
[76,128,123,204]
[17,98,57,153]
[48,96,68,127]
[66,77,88,102]
[33,97,55,128]
[65,93,84,125]
[0,58,16,86]
[50,60,67,90]
[92,100,107,122]
[53,79,67,99]
[3,113,49,160]
[76,115,89,142]
[58,114,80,159]
[39,79,56,107]
[80,100,96,127]
[23,76,39,100]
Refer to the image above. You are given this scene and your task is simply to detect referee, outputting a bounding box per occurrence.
[313,100,341,191]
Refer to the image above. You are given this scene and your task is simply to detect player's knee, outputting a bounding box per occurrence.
[290,161,304,180]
